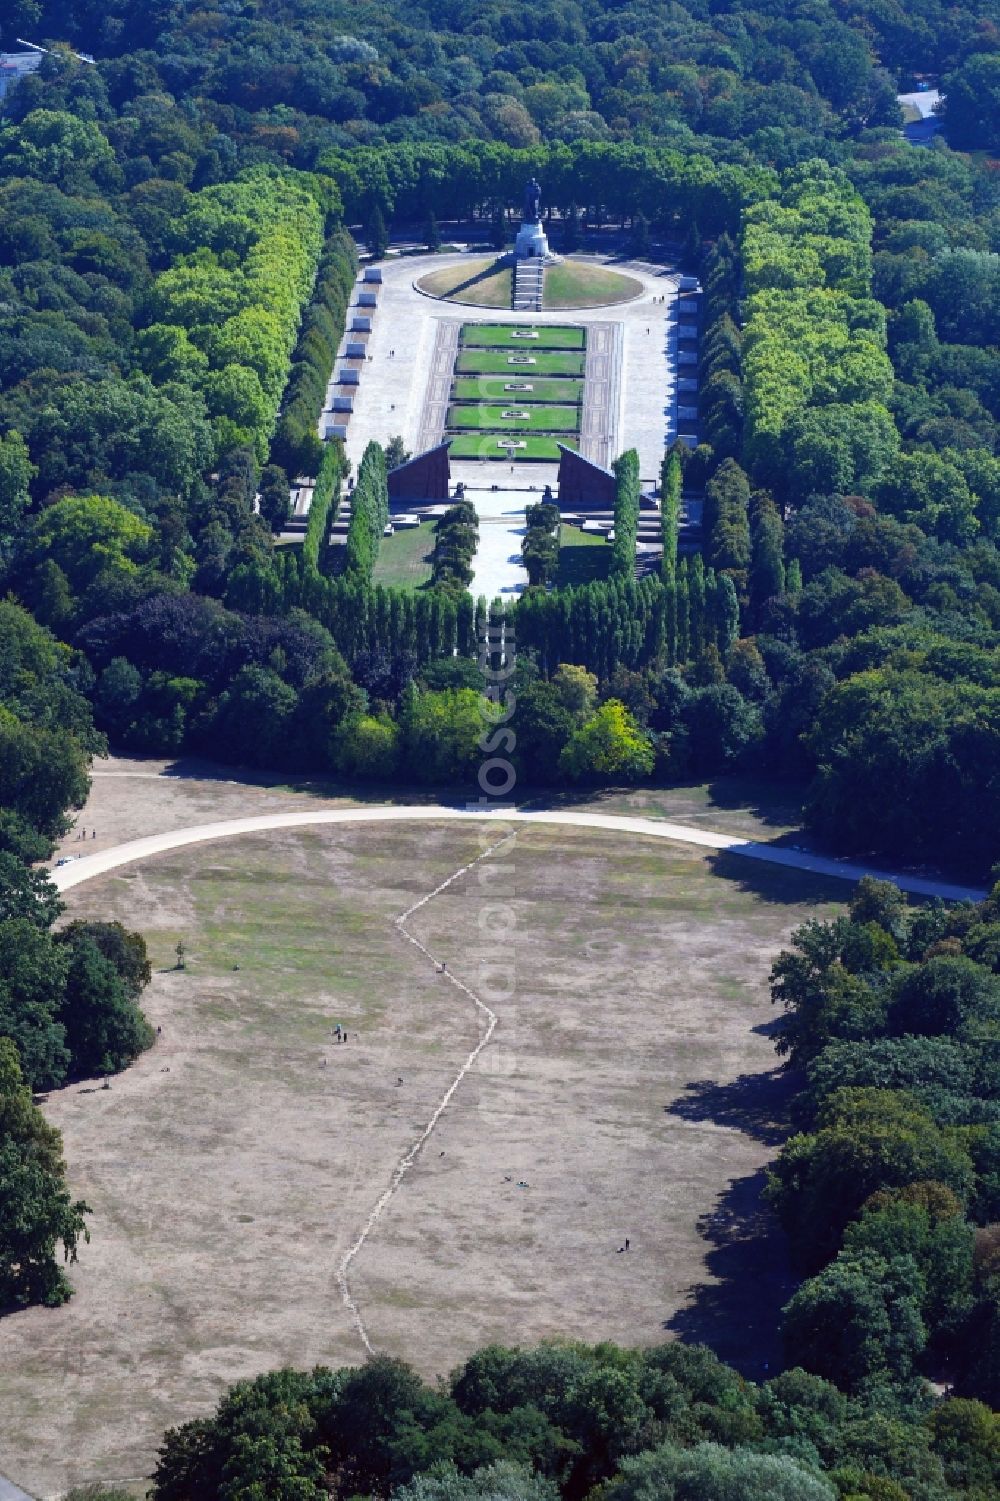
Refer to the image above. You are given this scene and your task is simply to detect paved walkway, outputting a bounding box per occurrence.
[415,318,461,452]
[580,321,621,468]
[51,804,986,903]
[898,88,943,146]
[464,488,530,599]
[0,1472,35,1500]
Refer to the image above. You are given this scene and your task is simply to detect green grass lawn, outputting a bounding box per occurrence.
[452,376,583,405]
[455,350,586,377]
[371,521,436,588]
[447,403,581,433]
[416,256,513,307]
[558,522,612,585]
[460,322,585,350]
[544,260,643,308]
[448,433,576,461]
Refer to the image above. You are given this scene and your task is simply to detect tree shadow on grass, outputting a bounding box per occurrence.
[524,774,809,839]
[706,848,852,908]
[664,1167,793,1379]
[751,1014,785,1040]
[439,255,512,299]
[665,1064,795,1148]
[154,757,480,809]
[661,1061,803,1375]
[705,774,809,832]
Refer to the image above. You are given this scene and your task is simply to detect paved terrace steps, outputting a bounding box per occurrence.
[513,258,544,312]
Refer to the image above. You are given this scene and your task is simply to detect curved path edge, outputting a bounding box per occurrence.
[0,1474,34,1501]
[51,804,985,903]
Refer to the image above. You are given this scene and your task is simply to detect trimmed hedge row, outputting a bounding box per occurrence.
[271,227,358,479]
[741,161,895,496]
[142,168,325,468]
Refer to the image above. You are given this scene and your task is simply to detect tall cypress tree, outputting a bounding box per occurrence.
[689,552,706,656]
[676,558,690,664]
[366,205,389,260]
[714,573,740,659]
[660,448,682,584]
[665,580,678,666]
[750,493,786,621]
[705,458,751,596]
[611,449,641,577]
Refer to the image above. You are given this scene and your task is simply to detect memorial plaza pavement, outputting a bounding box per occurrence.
[332,249,687,599]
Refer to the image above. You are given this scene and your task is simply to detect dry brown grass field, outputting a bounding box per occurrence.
[0,765,846,1495]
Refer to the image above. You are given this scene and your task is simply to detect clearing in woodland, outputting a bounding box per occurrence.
[0,794,845,1496]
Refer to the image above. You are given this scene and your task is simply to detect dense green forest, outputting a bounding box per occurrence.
[0,2,997,870]
[2,0,998,155]
[1,0,1000,1493]
[139,1336,1000,1501]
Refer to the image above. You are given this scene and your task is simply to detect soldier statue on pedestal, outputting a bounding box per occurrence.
[515,177,554,265]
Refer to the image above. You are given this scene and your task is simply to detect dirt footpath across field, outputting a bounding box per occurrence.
[0,799,843,1495]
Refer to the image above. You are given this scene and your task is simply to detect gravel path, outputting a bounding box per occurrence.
[51,804,986,903]
[0,1472,35,1499]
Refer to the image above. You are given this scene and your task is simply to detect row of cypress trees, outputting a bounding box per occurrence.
[228,544,738,684]
[515,564,739,677]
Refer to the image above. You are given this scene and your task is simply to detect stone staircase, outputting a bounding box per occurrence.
[513,257,544,312]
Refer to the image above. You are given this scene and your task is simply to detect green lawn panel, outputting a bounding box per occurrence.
[447,404,580,433]
[451,377,583,405]
[448,433,576,461]
[455,350,586,377]
[460,322,586,350]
